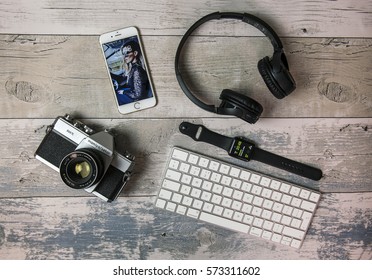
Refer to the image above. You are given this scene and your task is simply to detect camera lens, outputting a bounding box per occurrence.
[60,150,102,189]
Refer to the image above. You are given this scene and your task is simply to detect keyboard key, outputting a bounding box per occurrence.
[176,205,187,215]
[300,189,311,200]
[250,174,261,184]
[181,174,192,184]
[190,166,200,176]
[230,167,240,177]
[290,186,301,196]
[231,201,242,211]
[211,172,221,183]
[222,187,233,197]
[309,192,320,203]
[240,170,250,180]
[187,208,200,219]
[221,175,232,186]
[191,188,201,198]
[223,209,234,219]
[291,239,302,249]
[159,189,172,200]
[201,191,212,201]
[212,184,223,194]
[233,212,244,222]
[219,164,230,174]
[300,200,316,212]
[182,196,193,206]
[165,169,181,181]
[270,180,281,190]
[166,202,177,212]
[200,212,250,233]
[209,161,220,171]
[250,227,263,237]
[156,199,166,209]
[271,233,282,243]
[191,177,202,188]
[222,197,232,208]
[283,226,305,240]
[179,162,190,173]
[200,169,211,180]
[262,230,272,240]
[260,177,271,187]
[180,185,191,195]
[211,194,222,204]
[199,157,209,167]
[280,183,291,193]
[162,179,180,192]
[169,159,179,169]
[203,202,213,213]
[172,193,183,203]
[172,148,188,161]
[188,154,199,164]
[231,179,242,189]
[212,206,223,215]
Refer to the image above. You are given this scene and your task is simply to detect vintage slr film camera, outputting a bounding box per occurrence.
[35,114,135,202]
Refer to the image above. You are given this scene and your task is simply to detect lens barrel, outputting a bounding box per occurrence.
[60,149,103,189]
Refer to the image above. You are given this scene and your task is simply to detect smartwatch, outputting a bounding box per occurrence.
[179,122,322,181]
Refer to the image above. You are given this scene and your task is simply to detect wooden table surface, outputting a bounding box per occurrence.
[0,0,371,260]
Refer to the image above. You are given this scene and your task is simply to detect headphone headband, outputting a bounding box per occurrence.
[175,12,284,114]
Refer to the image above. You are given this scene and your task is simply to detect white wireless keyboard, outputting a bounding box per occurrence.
[155,147,321,249]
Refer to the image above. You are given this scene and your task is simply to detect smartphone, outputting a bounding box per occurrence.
[99,27,156,114]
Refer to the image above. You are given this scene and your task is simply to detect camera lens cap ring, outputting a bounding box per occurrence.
[59,150,102,189]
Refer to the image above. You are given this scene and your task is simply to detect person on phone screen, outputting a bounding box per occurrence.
[121,40,149,101]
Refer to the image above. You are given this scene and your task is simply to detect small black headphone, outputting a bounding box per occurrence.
[175,12,296,124]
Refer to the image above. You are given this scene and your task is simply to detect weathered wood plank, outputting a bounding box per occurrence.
[0,0,371,37]
[0,118,371,198]
[0,193,370,259]
[0,36,371,118]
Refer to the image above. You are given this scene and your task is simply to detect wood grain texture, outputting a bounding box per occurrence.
[0,0,371,37]
[0,118,371,199]
[0,193,370,260]
[1,0,371,261]
[0,36,371,118]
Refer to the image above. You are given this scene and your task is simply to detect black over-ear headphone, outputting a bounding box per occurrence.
[175,12,296,124]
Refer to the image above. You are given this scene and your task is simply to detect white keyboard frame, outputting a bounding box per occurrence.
[155,147,321,249]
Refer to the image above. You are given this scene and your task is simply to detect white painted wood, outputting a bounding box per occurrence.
[0,36,371,118]
[0,0,371,260]
[0,193,370,259]
[0,118,370,199]
[0,0,371,37]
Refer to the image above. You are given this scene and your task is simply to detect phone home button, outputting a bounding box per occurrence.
[134,102,141,110]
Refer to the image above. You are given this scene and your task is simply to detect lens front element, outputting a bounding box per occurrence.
[75,161,91,179]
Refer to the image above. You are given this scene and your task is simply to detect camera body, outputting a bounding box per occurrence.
[35,114,135,202]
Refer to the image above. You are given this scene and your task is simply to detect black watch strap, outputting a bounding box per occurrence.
[179,122,233,151]
[179,122,322,181]
[252,147,322,181]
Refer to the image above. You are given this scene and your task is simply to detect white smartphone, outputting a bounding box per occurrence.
[99,27,156,114]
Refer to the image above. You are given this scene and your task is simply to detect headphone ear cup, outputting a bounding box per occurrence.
[258,56,287,99]
[219,89,263,124]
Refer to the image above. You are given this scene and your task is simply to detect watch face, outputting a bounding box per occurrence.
[229,138,255,161]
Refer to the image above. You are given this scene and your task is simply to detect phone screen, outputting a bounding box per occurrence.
[102,35,154,106]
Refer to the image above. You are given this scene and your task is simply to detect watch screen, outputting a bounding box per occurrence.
[229,138,255,161]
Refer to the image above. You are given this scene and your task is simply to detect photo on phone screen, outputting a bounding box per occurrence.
[101,34,155,108]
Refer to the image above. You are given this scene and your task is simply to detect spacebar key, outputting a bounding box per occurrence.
[200,212,250,233]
